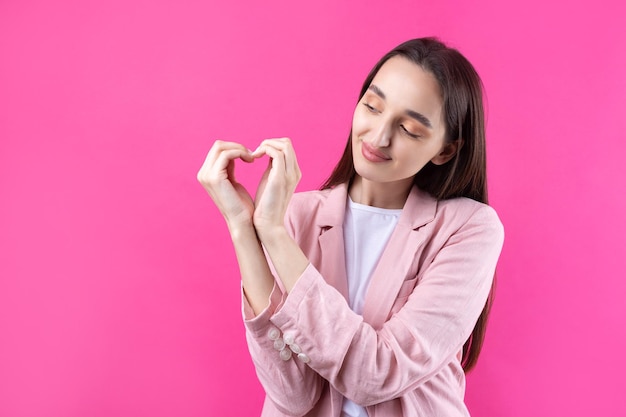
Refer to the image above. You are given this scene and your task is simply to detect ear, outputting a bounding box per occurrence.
[431,139,463,166]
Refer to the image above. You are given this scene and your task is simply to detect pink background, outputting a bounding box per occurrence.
[1,0,624,416]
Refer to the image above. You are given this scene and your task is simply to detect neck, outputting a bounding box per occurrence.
[348,176,413,209]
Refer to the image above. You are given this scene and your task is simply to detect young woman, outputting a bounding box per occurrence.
[197,38,504,417]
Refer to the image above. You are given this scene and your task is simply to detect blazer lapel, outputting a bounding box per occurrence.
[315,184,350,302]
[361,186,438,329]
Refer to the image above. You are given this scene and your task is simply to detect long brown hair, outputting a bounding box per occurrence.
[321,37,493,372]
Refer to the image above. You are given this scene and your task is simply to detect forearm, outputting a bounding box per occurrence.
[257,226,309,293]
[241,223,324,416]
[229,222,275,315]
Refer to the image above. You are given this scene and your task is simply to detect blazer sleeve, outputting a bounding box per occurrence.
[267,204,504,406]
[241,212,325,416]
[242,282,325,416]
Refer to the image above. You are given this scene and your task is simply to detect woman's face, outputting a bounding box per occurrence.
[351,56,455,188]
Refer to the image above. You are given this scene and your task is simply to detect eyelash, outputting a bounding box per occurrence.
[363,102,378,113]
[400,125,420,139]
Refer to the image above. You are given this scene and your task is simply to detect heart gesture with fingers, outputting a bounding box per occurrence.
[197,138,301,236]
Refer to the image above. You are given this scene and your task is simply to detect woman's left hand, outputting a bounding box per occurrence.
[251,138,302,238]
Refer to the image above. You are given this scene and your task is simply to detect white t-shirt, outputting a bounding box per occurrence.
[341,197,402,417]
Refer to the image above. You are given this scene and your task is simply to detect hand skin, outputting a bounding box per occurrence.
[197,138,309,314]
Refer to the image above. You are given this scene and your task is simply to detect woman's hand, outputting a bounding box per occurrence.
[252,138,302,238]
[197,140,256,230]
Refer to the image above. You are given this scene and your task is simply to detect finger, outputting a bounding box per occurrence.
[254,138,299,179]
[207,140,253,165]
[250,137,289,157]
[257,144,287,180]
[201,142,251,181]
[252,139,290,162]
[276,139,300,180]
[198,148,252,185]
[214,148,252,175]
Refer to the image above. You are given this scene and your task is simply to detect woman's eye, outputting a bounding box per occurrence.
[400,125,420,139]
[363,102,378,113]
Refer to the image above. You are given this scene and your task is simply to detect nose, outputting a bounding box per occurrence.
[369,121,392,148]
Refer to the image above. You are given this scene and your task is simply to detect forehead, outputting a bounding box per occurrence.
[369,56,443,114]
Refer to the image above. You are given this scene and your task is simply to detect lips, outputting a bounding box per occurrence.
[361,141,391,163]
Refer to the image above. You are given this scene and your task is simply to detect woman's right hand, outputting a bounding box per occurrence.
[197,140,256,230]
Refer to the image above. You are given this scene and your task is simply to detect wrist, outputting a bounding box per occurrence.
[255,224,288,247]
[227,220,257,240]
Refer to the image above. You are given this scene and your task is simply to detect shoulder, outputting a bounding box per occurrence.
[438,197,501,222]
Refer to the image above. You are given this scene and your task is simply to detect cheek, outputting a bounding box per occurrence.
[351,133,362,164]
[351,108,367,136]
[396,144,432,172]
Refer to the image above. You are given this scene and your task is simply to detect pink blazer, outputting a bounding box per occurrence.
[243,183,504,417]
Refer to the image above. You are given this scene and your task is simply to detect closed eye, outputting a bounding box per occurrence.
[400,124,420,139]
[363,102,379,113]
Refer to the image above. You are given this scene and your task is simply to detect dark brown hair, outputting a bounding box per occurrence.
[321,37,493,372]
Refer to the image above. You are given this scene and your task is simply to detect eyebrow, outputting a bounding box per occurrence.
[367,84,433,129]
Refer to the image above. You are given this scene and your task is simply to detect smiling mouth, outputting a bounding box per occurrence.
[361,142,391,163]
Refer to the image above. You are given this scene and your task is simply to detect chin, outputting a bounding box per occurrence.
[353,164,390,184]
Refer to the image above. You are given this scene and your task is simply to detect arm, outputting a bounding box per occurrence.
[263,204,504,406]
[197,139,323,416]
[197,140,274,313]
